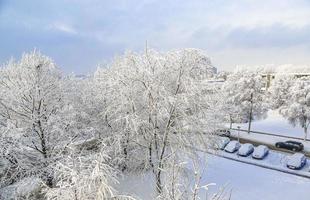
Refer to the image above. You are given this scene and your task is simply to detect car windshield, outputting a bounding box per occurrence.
[226,141,237,148]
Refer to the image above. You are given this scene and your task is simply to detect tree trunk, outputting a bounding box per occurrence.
[121,130,130,172]
[229,115,233,129]
[248,93,253,134]
[304,126,308,141]
[46,175,54,187]
[37,121,54,187]
[156,172,162,194]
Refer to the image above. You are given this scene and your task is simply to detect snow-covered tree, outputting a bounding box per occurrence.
[221,68,268,132]
[270,76,310,140]
[95,48,223,196]
[0,51,79,187]
[44,146,135,200]
[268,74,294,109]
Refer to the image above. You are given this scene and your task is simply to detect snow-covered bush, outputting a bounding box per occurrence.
[0,177,44,200]
[44,146,135,200]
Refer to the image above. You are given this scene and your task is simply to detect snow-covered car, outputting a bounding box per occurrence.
[287,153,307,170]
[252,145,269,159]
[215,137,230,150]
[237,143,254,156]
[224,141,241,153]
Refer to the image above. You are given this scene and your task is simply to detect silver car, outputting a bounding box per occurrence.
[287,153,307,170]
[216,137,230,150]
[238,143,254,156]
[224,141,241,153]
[252,145,269,159]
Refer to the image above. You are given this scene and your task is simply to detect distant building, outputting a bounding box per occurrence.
[262,72,310,89]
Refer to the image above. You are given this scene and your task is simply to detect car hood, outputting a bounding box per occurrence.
[287,157,302,167]
[253,147,266,156]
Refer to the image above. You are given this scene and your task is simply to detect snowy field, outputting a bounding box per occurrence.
[204,156,310,200]
[230,110,308,139]
[116,154,310,200]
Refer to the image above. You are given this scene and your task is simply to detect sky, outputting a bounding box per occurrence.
[1,0,310,74]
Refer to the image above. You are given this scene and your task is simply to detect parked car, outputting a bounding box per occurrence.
[275,141,304,152]
[215,137,230,150]
[217,129,231,137]
[224,141,241,153]
[252,145,269,159]
[238,143,254,156]
[287,153,307,170]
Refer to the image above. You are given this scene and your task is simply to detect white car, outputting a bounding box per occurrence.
[224,141,241,153]
[215,137,230,150]
[252,145,269,159]
[238,143,254,156]
[287,153,307,170]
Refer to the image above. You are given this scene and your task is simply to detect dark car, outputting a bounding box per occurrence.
[275,141,304,152]
[217,129,231,137]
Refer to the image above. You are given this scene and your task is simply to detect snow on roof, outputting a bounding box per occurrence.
[238,143,253,154]
[253,145,268,155]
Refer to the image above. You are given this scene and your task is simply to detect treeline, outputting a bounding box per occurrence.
[0,49,225,200]
[0,49,309,199]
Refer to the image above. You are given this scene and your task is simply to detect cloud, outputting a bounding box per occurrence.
[1,0,310,74]
[224,24,310,48]
[46,22,78,35]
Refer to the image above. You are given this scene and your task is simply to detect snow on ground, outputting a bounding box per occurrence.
[204,155,310,200]
[230,110,308,139]
[116,110,310,199]
[116,172,155,200]
[116,152,310,200]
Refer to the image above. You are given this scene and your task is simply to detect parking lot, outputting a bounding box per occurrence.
[213,136,310,178]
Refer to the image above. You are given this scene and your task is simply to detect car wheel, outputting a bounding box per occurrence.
[276,144,280,148]
[292,148,297,151]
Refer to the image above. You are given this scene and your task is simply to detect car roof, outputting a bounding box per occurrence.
[242,143,253,147]
[286,141,302,145]
[291,153,305,159]
[256,145,267,149]
[219,137,230,142]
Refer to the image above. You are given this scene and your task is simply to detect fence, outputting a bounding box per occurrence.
[230,128,310,142]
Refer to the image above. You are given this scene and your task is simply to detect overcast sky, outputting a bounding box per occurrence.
[1,0,310,74]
